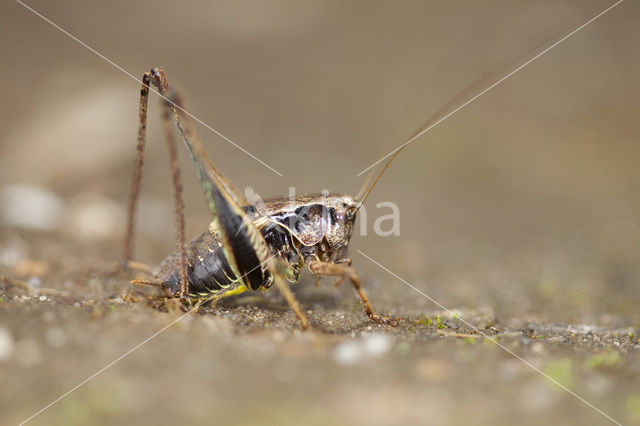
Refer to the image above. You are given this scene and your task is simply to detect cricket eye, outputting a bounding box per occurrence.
[332,208,346,222]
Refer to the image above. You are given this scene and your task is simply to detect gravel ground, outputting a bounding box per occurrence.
[1,229,639,426]
[2,1,640,425]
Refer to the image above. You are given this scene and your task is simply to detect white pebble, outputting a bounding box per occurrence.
[333,340,361,365]
[333,334,393,365]
[0,245,24,267]
[65,194,125,241]
[363,335,392,357]
[0,328,15,361]
[0,184,63,231]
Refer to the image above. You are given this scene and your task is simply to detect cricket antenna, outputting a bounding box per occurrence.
[355,145,408,210]
[355,113,431,209]
[355,0,623,209]
[354,72,454,210]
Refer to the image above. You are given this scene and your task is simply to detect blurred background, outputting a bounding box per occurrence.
[1,1,639,425]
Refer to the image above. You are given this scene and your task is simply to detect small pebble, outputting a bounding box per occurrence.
[0,246,25,267]
[0,328,14,361]
[332,335,392,365]
[67,194,125,241]
[363,335,391,356]
[0,184,64,231]
[333,340,360,365]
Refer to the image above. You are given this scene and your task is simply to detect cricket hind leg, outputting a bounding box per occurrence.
[122,69,189,299]
[308,261,398,325]
[140,68,309,328]
[122,72,151,272]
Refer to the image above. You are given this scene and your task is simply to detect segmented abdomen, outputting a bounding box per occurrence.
[157,231,240,296]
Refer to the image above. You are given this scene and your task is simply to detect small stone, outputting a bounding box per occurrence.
[0,328,15,361]
[0,245,24,267]
[363,335,391,357]
[333,335,392,365]
[1,184,64,231]
[66,194,125,241]
[333,340,361,365]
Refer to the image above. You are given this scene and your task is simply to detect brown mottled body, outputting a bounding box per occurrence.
[124,67,400,328]
[153,192,391,324]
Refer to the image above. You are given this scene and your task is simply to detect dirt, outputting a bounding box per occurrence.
[1,228,639,426]
[3,1,640,425]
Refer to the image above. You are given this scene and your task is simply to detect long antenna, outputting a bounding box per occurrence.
[355,0,624,207]
[356,134,414,209]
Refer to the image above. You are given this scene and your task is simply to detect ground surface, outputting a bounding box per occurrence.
[1,229,639,426]
[2,1,640,425]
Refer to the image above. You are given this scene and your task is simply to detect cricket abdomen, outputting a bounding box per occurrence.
[157,231,241,296]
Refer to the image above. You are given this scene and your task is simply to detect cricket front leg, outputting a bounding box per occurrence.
[271,260,309,329]
[308,261,396,325]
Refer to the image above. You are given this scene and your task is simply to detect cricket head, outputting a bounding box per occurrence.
[260,193,358,262]
[322,194,358,260]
